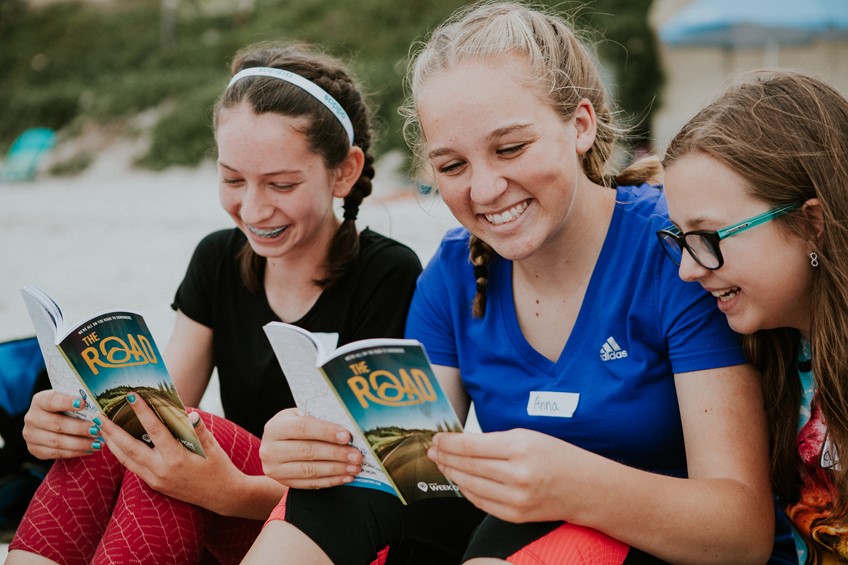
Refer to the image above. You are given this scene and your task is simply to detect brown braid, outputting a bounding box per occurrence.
[321,149,375,287]
[306,67,375,288]
[469,235,495,318]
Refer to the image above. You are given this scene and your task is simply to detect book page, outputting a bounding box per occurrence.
[22,284,126,343]
[263,322,398,497]
[21,284,63,335]
[21,288,99,421]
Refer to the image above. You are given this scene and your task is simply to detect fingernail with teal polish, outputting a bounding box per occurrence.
[127,394,136,404]
[97,436,105,443]
[73,399,82,409]
[93,417,102,426]
[91,441,102,450]
[89,426,100,436]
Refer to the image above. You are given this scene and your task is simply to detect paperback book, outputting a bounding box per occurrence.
[263,321,463,504]
[20,284,205,457]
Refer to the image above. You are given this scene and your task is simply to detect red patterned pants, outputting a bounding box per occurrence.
[9,409,264,565]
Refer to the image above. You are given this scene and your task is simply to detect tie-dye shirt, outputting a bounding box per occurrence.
[785,339,847,563]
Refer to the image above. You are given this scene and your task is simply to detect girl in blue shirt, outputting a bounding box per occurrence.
[248,3,775,563]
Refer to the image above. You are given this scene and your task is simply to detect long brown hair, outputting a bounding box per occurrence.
[400,1,660,317]
[214,41,376,292]
[664,70,848,513]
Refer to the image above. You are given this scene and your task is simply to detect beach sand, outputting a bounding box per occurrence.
[0,147,460,558]
[1,147,457,341]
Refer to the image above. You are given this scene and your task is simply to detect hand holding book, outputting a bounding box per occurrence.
[20,284,206,458]
[260,407,366,490]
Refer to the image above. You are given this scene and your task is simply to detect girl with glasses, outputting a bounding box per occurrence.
[245,3,779,563]
[660,69,848,563]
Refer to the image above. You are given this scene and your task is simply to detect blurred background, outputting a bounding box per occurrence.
[651,0,848,150]
[2,0,845,183]
[0,0,662,174]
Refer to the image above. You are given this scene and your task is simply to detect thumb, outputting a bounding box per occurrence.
[188,410,219,454]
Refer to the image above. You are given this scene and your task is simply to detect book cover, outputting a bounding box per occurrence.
[21,284,206,458]
[263,321,463,504]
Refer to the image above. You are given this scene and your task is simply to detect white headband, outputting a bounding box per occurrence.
[227,67,355,145]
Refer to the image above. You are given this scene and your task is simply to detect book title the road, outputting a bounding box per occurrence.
[80,331,158,375]
[346,359,437,409]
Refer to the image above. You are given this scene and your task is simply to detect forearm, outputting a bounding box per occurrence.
[560,451,773,564]
[210,471,287,520]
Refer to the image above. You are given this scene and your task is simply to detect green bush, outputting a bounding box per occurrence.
[1,0,662,171]
[138,82,220,170]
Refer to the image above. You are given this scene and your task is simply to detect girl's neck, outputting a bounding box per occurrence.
[265,254,326,285]
[264,259,326,323]
[510,184,615,362]
[262,223,339,322]
[514,182,615,289]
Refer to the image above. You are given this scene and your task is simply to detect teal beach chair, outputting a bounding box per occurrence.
[0,128,56,183]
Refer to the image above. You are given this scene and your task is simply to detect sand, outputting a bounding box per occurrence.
[1,146,458,340]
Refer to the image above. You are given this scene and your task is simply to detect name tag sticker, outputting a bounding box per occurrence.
[527,391,580,418]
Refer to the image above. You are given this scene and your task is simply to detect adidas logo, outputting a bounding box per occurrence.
[599,336,628,361]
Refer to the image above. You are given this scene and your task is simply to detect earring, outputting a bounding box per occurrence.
[810,251,820,268]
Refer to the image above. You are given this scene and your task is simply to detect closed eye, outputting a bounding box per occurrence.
[437,160,466,175]
[497,143,527,157]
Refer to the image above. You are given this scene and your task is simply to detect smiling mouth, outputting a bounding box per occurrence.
[484,200,529,226]
[248,224,287,238]
[711,287,740,302]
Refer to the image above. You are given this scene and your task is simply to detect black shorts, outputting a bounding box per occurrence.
[284,487,486,564]
[284,488,666,564]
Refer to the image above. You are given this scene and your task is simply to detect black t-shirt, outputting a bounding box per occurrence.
[172,227,423,437]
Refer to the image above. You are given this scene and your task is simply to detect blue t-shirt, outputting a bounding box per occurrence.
[405,184,746,478]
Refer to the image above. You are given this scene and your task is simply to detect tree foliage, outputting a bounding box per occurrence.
[0,0,662,171]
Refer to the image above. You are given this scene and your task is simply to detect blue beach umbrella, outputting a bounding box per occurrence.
[660,0,848,48]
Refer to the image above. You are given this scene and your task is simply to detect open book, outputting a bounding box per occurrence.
[20,284,205,458]
[263,322,463,505]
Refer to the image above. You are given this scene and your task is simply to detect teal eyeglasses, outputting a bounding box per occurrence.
[656,203,800,270]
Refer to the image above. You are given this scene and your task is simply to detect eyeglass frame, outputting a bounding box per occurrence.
[656,202,801,270]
